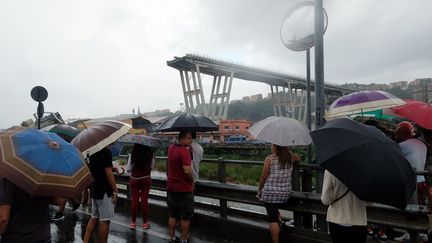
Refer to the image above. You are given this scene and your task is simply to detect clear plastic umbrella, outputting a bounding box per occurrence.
[248,116,312,146]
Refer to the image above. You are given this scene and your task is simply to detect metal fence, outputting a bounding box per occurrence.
[115,156,429,242]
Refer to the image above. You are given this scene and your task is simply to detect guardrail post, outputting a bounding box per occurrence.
[409,231,418,243]
[218,157,228,218]
[301,168,313,229]
[292,163,302,229]
[315,169,327,233]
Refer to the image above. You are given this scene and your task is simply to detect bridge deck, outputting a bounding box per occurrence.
[167,54,353,95]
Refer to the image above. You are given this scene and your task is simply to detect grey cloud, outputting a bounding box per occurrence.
[0,0,431,128]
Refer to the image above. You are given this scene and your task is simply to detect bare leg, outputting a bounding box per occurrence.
[427,186,432,211]
[99,221,110,243]
[83,218,97,243]
[269,222,280,243]
[168,217,177,238]
[58,198,67,214]
[180,219,190,241]
[81,189,89,205]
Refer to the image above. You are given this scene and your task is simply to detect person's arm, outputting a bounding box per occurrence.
[126,154,132,173]
[291,153,301,163]
[151,156,155,170]
[182,165,194,182]
[321,170,334,206]
[182,148,194,182]
[257,156,271,198]
[105,167,119,203]
[0,179,12,235]
[0,205,10,234]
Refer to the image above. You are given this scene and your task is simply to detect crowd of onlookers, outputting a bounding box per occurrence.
[1,119,431,243]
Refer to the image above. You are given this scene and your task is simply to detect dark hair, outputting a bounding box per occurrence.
[191,132,197,140]
[364,119,379,126]
[178,131,192,140]
[131,144,153,169]
[423,129,432,142]
[274,145,292,169]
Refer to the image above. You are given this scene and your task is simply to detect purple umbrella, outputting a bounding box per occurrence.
[325,90,405,119]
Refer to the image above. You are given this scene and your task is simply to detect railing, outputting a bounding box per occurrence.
[115,156,430,242]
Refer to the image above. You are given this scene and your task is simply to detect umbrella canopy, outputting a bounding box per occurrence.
[108,141,123,157]
[72,120,132,157]
[310,118,416,209]
[392,100,432,130]
[157,113,218,132]
[0,126,92,197]
[326,90,406,119]
[248,116,312,146]
[42,124,81,142]
[118,134,163,149]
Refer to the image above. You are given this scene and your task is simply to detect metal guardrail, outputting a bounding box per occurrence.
[115,155,430,242]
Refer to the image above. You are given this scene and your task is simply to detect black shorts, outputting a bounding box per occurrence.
[264,202,286,223]
[167,191,194,220]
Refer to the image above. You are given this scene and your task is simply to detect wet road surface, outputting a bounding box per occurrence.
[50,203,268,243]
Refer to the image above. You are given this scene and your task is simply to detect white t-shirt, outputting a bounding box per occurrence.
[191,141,203,182]
[399,138,427,183]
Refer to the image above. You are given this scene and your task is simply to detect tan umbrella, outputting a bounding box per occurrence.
[72,120,132,157]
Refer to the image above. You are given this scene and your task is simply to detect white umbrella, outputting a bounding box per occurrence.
[248,116,312,146]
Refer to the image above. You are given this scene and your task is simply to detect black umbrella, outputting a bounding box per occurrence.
[311,118,416,209]
[42,124,81,142]
[157,113,218,132]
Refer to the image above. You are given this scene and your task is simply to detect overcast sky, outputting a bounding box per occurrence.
[0,0,431,128]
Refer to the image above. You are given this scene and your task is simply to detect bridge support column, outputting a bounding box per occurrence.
[269,83,310,126]
[178,67,207,115]
[208,73,233,121]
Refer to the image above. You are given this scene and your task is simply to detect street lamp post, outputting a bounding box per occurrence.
[280,0,328,232]
[30,86,48,130]
[314,0,325,128]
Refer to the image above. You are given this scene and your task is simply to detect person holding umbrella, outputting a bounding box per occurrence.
[126,144,154,229]
[394,121,427,205]
[321,170,367,243]
[45,124,83,222]
[0,127,93,243]
[191,132,203,183]
[393,122,428,242]
[257,144,300,243]
[0,177,52,243]
[167,131,194,243]
[83,147,118,243]
[248,116,311,243]
[422,129,432,211]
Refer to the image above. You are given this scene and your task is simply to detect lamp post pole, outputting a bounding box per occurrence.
[314,0,325,128]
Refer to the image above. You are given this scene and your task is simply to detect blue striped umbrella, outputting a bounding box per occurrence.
[0,126,93,197]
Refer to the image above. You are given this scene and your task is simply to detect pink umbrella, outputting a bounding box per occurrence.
[392,100,432,129]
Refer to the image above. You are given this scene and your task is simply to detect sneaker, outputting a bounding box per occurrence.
[419,233,428,242]
[51,212,64,222]
[142,222,150,229]
[378,232,388,242]
[367,227,374,238]
[168,236,180,243]
[70,203,80,213]
[129,222,136,229]
[394,232,410,242]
